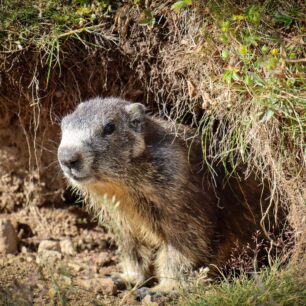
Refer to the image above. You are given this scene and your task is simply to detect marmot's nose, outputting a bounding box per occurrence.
[58,147,82,170]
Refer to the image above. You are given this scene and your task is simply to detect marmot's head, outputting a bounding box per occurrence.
[58,97,146,186]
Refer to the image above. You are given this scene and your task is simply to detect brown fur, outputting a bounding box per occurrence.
[58,97,269,291]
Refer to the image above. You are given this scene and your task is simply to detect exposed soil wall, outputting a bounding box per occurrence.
[0,42,146,212]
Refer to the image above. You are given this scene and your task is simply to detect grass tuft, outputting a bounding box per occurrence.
[181,264,306,306]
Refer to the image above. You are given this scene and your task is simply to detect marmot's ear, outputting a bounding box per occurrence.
[125,103,146,120]
[125,103,146,131]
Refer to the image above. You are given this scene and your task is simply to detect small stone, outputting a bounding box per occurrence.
[21,246,28,254]
[96,252,111,267]
[76,277,117,295]
[0,219,18,254]
[60,275,72,287]
[68,262,82,272]
[36,250,62,266]
[26,256,33,263]
[48,287,56,299]
[60,239,75,256]
[76,278,92,290]
[38,240,60,253]
[97,278,117,296]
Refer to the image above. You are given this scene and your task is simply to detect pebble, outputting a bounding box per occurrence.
[97,277,117,296]
[76,277,117,296]
[36,250,62,266]
[38,240,60,253]
[68,262,82,272]
[60,238,75,256]
[96,251,112,267]
[21,246,28,254]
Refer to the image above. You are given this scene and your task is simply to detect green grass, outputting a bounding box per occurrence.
[192,1,305,173]
[181,265,306,306]
[0,0,112,45]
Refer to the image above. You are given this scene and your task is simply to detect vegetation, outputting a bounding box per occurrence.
[181,264,306,306]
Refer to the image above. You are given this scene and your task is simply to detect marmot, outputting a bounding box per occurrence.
[58,97,268,293]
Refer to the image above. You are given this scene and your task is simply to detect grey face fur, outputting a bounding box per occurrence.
[58,97,146,186]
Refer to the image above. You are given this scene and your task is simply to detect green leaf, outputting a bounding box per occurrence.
[244,75,254,86]
[239,45,248,56]
[246,5,261,25]
[261,45,269,54]
[223,67,239,84]
[221,49,230,61]
[221,21,231,33]
[171,0,192,13]
[139,9,155,27]
[260,109,274,123]
[232,70,239,81]
[220,33,230,44]
[273,12,293,27]
[252,73,265,86]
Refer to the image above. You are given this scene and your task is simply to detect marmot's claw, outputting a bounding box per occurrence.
[135,287,150,301]
[135,287,165,301]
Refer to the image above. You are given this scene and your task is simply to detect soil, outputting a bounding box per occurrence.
[0,202,149,305]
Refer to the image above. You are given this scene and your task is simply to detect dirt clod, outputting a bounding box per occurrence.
[97,277,117,296]
[60,238,75,256]
[96,251,112,267]
[0,218,18,254]
[36,250,62,266]
[38,240,60,253]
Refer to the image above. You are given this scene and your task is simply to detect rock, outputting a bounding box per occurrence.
[60,238,75,256]
[97,277,117,296]
[76,278,93,290]
[68,262,82,272]
[59,275,72,287]
[48,287,56,299]
[76,277,117,296]
[96,252,112,267]
[36,250,62,266]
[0,219,18,254]
[38,240,60,253]
[21,246,28,254]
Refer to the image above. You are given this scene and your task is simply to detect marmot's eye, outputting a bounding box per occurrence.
[103,123,115,135]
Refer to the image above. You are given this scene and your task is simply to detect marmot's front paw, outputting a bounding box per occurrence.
[109,273,128,291]
[110,271,149,290]
[135,287,162,301]
[135,283,179,301]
